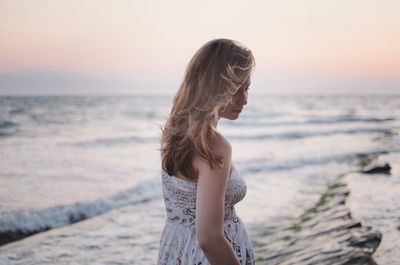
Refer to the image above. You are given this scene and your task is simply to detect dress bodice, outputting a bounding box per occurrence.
[161,165,247,226]
[158,165,255,264]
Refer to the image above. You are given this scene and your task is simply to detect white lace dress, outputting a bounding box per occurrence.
[157,165,255,265]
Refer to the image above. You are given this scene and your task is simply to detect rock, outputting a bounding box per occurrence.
[255,182,382,265]
[361,163,391,175]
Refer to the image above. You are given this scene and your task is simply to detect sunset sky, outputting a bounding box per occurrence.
[0,0,399,95]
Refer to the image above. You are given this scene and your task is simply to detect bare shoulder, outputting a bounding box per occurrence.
[192,131,232,174]
[210,131,232,156]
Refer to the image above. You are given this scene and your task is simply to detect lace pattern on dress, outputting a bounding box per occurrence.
[158,165,255,265]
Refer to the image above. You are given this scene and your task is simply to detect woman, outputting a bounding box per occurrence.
[157,38,256,265]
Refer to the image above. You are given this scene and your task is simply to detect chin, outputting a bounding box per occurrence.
[226,113,240,120]
[220,111,240,120]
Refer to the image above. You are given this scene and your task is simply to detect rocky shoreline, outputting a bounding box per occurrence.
[254,153,389,265]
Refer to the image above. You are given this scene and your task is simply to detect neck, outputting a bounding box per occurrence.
[212,115,221,129]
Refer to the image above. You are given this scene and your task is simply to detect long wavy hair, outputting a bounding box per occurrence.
[160,38,256,180]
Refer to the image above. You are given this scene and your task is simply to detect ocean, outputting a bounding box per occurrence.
[0,94,399,264]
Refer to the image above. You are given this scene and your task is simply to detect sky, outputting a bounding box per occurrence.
[0,0,399,95]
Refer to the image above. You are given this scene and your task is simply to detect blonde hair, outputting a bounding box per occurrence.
[160,38,255,180]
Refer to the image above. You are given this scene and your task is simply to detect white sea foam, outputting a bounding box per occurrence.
[0,180,162,234]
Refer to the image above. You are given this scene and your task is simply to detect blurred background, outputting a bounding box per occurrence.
[1,0,399,95]
[0,1,399,264]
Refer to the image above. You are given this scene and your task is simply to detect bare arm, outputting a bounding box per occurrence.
[194,135,241,265]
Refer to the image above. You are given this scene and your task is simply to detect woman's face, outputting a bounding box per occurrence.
[219,80,251,120]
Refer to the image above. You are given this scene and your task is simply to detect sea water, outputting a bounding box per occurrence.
[0,94,399,264]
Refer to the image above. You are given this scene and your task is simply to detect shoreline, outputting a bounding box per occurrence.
[254,152,389,265]
[255,180,381,265]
